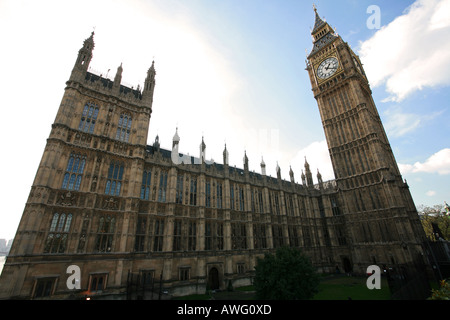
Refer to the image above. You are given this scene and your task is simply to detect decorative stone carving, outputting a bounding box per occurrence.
[57,191,76,206]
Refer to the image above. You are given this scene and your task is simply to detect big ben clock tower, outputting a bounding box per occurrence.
[306,7,427,271]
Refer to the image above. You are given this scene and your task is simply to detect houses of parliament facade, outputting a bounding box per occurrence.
[0,9,427,299]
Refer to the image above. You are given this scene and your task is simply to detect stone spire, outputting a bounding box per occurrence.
[223,144,229,166]
[244,151,249,171]
[261,157,266,176]
[311,5,326,34]
[200,136,206,163]
[276,162,281,180]
[304,157,314,187]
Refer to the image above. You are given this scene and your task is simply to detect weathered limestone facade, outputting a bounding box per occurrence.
[0,11,427,300]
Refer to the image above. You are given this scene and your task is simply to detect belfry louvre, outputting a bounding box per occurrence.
[0,9,427,299]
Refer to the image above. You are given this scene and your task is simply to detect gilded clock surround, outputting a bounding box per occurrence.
[314,53,343,84]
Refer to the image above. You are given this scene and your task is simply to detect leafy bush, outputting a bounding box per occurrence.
[429,279,450,300]
[253,246,320,300]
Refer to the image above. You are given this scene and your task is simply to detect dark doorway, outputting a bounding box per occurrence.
[342,257,352,274]
[208,267,219,290]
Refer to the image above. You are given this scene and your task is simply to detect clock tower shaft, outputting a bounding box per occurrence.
[306,8,426,269]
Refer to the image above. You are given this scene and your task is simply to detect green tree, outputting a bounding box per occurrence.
[253,246,320,300]
[418,204,450,241]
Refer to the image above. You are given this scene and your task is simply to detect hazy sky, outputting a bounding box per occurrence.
[0,0,449,239]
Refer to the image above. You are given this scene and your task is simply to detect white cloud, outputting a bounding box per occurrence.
[426,190,436,196]
[399,148,450,175]
[359,0,450,102]
[383,107,443,137]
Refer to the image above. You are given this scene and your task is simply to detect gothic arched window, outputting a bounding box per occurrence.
[115,113,132,142]
[105,161,124,196]
[62,153,86,191]
[140,169,152,200]
[78,102,99,133]
[95,215,116,252]
[44,213,73,253]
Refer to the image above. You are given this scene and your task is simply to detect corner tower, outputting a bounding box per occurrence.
[0,32,156,299]
[306,7,426,271]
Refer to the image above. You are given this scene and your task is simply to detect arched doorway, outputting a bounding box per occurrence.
[208,267,219,290]
[342,257,352,274]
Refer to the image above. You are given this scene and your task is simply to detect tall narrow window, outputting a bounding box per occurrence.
[268,192,273,214]
[205,222,223,250]
[258,190,264,213]
[205,222,212,250]
[105,161,124,196]
[231,223,247,249]
[288,226,299,247]
[330,195,341,216]
[78,102,99,133]
[173,219,182,251]
[176,174,184,204]
[188,221,196,251]
[95,215,116,252]
[216,183,223,209]
[115,113,132,142]
[238,186,245,211]
[158,171,168,202]
[153,218,164,252]
[272,225,284,248]
[189,178,197,206]
[44,213,73,253]
[62,153,86,191]
[140,169,152,200]
[134,215,147,252]
[251,190,255,212]
[216,223,224,250]
[253,224,267,249]
[230,184,235,210]
[274,193,280,215]
[205,180,211,208]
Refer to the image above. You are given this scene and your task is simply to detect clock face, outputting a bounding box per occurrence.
[317,57,339,79]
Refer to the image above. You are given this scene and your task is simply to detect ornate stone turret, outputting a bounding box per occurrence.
[261,157,266,176]
[70,31,94,81]
[142,60,156,106]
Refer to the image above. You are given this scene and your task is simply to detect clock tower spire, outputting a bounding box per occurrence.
[306,7,427,270]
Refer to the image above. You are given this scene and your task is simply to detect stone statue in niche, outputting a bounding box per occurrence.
[90,176,97,192]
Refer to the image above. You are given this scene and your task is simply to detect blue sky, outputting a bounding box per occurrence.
[0,0,449,239]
